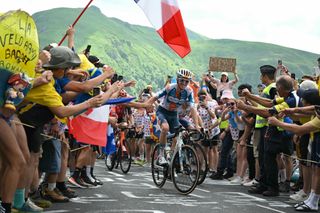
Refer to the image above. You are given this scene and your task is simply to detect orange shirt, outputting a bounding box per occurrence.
[189,81,199,103]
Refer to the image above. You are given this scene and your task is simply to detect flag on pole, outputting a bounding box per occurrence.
[68,105,110,146]
[134,0,191,58]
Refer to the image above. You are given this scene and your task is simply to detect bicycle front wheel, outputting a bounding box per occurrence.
[120,140,132,174]
[151,144,168,188]
[171,145,199,195]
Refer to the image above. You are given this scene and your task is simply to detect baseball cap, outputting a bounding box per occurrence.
[43,46,81,69]
[297,88,320,105]
[221,72,228,77]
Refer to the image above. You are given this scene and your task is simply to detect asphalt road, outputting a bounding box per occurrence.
[44,160,301,213]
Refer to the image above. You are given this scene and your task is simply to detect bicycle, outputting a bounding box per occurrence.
[105,125,133,174]
[151,126,200,195]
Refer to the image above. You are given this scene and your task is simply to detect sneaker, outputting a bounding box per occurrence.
[158,156,168,166]
[290,189,308,202]
[81,175,98,186]
[18,198,43,212]
[248,185,267,194]
[59,187,78,199]
[30,189,52,208]
[91,175,103,186]
[0,204,5,213]
[68,176,88,188]
[223,172,233,179]
[210,172,223,180]
[143,162,151,168]
[230,176,243,184]
[262,190,279,197]
[279,181,290,193]
[243,179,259,187]
[43,188,69,203]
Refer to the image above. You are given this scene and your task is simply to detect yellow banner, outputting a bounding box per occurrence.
[0,10,39,78]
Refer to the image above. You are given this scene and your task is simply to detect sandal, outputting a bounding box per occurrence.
[294,202,306,208]
[295,203,317,212]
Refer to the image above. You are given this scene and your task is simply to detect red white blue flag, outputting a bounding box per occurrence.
[134,0,191,58]
[68,106,109,146]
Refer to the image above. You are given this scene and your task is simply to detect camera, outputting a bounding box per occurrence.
[143,88,150,94]
[111,74,124,84]
[92,87,100,96]
[84,45,91,55]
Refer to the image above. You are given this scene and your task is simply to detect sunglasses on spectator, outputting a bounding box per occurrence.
[178,78,190,84]
[226,102,235,107]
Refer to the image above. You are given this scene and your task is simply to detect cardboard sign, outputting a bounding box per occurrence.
[0,10,39,106]
[208,57,236,73]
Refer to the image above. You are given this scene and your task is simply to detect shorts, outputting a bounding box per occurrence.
[156,106,179,134]
[39,139,61,174]
[202,134,220,147]
[135,132,144,139]
[179,118,191,129]
[297,134,310,166]
[144,137,156,145]
[18,104,54,153]
[311,133,320,167]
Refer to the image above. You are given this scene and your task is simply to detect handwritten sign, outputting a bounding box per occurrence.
[208,57,236,73]
[0,10,38,106]
[0,10,39,77]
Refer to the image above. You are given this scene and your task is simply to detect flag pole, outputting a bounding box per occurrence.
[58,0,94,46]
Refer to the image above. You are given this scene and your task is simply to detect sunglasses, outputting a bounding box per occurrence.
[226,102,235,107]
[178,78,190,84]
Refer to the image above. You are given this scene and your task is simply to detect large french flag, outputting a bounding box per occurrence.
[135,0,191,58]
[68,105,110,147]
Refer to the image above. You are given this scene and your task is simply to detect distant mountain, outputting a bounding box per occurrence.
[33,6,319,94]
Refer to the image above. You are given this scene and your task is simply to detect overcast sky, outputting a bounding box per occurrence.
[2,0,319,54]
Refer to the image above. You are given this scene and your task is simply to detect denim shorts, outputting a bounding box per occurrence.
[156,106,179,134]
[39,139,61,174]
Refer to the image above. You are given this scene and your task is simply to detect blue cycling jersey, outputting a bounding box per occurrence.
[156,83,194,111]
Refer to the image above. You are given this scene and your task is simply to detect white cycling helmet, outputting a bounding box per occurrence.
[177,68,193,80]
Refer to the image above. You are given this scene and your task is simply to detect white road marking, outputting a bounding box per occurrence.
[256,204,287,213]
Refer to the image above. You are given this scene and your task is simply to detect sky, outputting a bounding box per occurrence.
[1,0,319,54]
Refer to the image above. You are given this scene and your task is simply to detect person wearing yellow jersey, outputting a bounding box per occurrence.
[268,89,320,211]
[238,75,301,197]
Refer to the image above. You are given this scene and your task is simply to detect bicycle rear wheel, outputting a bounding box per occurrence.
[105,151,116,171]
[171,145,199,195]
[151,144,168,188]
[120,140,132,174]
[192,143,208,185]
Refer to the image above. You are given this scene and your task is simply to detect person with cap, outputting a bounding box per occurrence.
[207,71,239,101]
[17,46,118,205]
[268,88,320,212]
[237,75,301,196]
[238,65,277,189]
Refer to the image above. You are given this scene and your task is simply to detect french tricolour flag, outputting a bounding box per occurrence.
[68,105,110,147]
[135,0,191,58]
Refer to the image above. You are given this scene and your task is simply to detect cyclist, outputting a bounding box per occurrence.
[144,69,200,165]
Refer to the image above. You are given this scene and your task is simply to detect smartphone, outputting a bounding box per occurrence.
[93,87,100,96]
[291,73,296,80]
[278,60,282,65]
[315,105,320,116]
[118,75,123,81]
[84,45,91,55]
